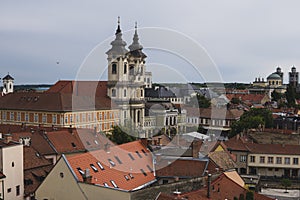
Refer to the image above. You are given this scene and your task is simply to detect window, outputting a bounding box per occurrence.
[124,63,127,74]
[129,66,134,75]
[3,112,7,120]
[140,169,147,176]
[268,157,274,164]
[128,153,135,160]
[77,167,84,175]
[114,156,122,164]
[136,151,142,158]
[284,157,290,165]
[141,149,148,156]
[12,162,15,167]
[112,63,117,74]
[42,115,47,123]
[293,158,299,165]
[124,89,127,97]
[70,115,73,123]
[259,156,265,163]
[90,164,98,172]
[16,185,20,196]
[124,175,130,181]
[276,157,282,164]
[240,155,247,163]
[10,112,14,120]
[108,159,116,167]
[129,173,134,179]
[65,115,68,123]
[250,156,255,163]
[7,188,11,193]
[17,112,21,121]
[97,162,104,170]
[147,165,153,173]
[110,180,118,188]
[103,182,109,187]
[112,89,116,97]
[52,115,57,124]
[141,89,143,97]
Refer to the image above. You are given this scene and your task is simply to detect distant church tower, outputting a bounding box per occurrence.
[289,66,298,87]
[106,18,146,129]
[275,66,284,83]
[2,73,14,95]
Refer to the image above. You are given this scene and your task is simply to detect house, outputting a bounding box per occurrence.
[0,134,24,200]
[156,170,274,200]
[35,140,156,200]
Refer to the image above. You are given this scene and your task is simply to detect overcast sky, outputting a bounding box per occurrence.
[1,0,300,84]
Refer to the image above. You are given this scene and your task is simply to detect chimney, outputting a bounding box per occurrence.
[68,125,73,134]
[140,138,148,148]
[83,168,92,184]
[3,133,12,144]
[192,139,202,158]
[207,174,212,198]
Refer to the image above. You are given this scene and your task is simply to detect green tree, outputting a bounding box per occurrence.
[281,178,291,193]
[108,126,136,145]
[246,191,254,200]
[188,93,211,108]
[231,97,242,105]
[271,90,284,102]
[286,84,296,107]
[229,108,273,138]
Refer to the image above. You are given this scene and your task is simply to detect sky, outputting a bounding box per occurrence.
[1,0,300,84]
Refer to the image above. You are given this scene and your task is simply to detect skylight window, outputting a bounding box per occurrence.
[128,153,135,160]
[136,151,142,158]
[108,159,116,167]
[86,141,91,145]
[124,175,130,181]
[103,182,109,187]
[77,167,84,175]
[141,149,148,156]
[114,156,122,164]
[140,169,147,176]
[71,142,76,148]
[110,180,118,188]
[94,140,98,145]
[129,173,134,179]
[147,165,153,173]
[90,164,98,172]
[96,162,104,170]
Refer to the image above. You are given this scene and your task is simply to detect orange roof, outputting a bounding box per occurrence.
[157,171,274,200]
[66,140,156,191]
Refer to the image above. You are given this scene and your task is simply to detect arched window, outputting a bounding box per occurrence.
[112,89,116,97]
[129,66,134,75]
[112,63,117,74]
[124,89,127,97]
[124,63,127,74]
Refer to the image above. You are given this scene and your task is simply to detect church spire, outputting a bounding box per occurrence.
[106,17,128,56]
[115,16,121,35]
[129,22,143,51]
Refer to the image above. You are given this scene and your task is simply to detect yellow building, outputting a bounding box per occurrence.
[0,81,119,132]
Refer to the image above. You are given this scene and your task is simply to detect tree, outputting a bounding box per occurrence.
[281,178,291,193]
[229,108,273,138]
[271,90,285,102]
[188,93,211,108]
[286,84,296,107]
[108,126,136,145]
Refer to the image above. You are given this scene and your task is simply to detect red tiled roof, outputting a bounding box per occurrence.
[224,135,250,152]
[0,81,113,112]
[226,93,270,105]
[157,171,274,200]
[246,143,300,155]
[23,146,52,170]
[46,128,113,154]
[156,159,208,178]
[185,106,243,120]
[66,140,156,191]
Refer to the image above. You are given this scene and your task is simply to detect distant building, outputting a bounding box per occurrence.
[289,65,299,87]
[2,73,14,95]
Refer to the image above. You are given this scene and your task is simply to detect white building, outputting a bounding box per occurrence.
[2,74,14,95]
[0,134,24,200]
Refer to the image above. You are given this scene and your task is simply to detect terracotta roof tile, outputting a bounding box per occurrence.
[66,140,156,191]
[23,146,52,170]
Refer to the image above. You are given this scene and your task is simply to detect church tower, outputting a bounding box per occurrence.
[106,18,146,131]
[2,73,14,95]
[289,66,298,87]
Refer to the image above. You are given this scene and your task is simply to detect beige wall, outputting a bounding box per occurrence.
[1,144,24,200]
[36,156,87,200]
[79,183,131,200]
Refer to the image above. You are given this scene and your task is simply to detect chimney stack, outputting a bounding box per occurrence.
[3,133,12,144]
[207,174,212,198]
[104,143,110,153]
[83,168,92,184]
